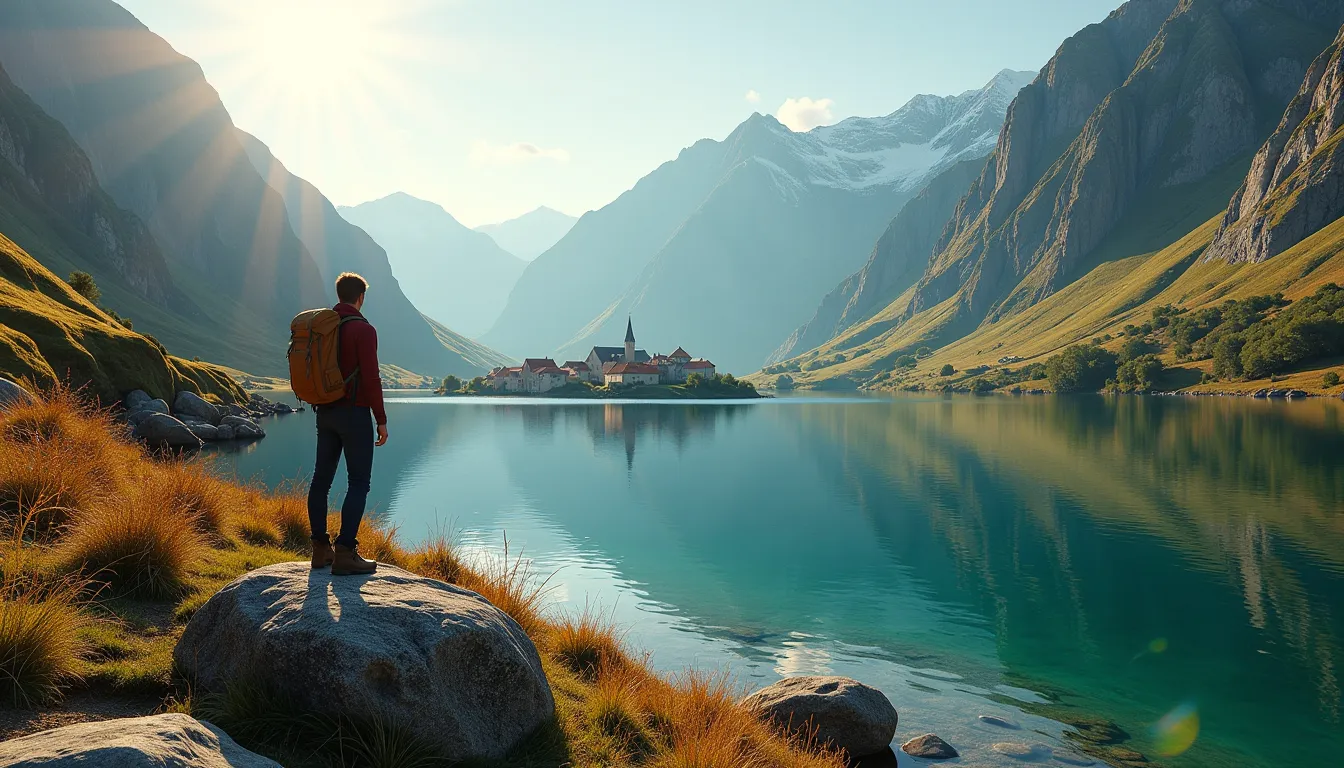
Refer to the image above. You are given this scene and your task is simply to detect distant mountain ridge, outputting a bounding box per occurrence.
[484,69,1034,371]
[339,193,525,338]
[476,206,577,261]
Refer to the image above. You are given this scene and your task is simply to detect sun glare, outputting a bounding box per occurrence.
[252,2,376,92]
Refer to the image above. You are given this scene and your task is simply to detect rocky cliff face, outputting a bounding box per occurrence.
[0,64,182,310]
[0,0,328,328]
[1206,23,1344,263]
[909,0,1342,339]
[770,158,986,364]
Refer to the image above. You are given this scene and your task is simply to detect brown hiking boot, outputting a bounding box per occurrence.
[332,543,377,576]
[311,538,334,569]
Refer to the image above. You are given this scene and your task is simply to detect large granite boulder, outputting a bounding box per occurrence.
[0,712,279,766]
[742,676,897,758]
[0,377,34,410]
[174,562,554,762]
[173,391,225,425]
[133,414,203,449]
[219,415,264,439]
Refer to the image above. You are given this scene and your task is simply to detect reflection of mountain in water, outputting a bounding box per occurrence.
[517,403,731,473]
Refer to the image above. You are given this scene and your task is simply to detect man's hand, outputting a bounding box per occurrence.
[376,424,388,447]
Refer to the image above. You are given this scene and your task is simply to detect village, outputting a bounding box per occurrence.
[484,319,718,393]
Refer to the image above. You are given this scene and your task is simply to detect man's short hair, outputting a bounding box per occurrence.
[335,272,368,304]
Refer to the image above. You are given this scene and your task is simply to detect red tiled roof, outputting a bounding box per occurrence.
[671,347,691,359]
[523,358,558,370]
[685,360,714,369]
[607,363,660,375]
[489,367,523,378]
[562,361,590,371]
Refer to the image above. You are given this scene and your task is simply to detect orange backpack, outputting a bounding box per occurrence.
[288,309,363,405]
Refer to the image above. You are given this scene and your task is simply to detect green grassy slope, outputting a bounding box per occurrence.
[0,233,243,403]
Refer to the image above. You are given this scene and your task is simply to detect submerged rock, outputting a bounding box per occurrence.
[174,562,554,762]
[133,413,203,449]
[901,732,959,759]
[978,714,1021,729]
[741,675,897,758]
[0,712,279,766]
[0,377,33,410]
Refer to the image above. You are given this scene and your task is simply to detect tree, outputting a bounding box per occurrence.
[440,375,462,394]
[67,271,100,304]
[939,364,955,376]
[686,373,705,388]
[1324,371,1340,387]
[1113,354,1164,392]
[894,355,917,368]
[915,346,933,359]
[1044,345,1117,393]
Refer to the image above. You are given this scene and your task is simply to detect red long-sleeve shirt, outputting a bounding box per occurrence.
[334,303,386,425]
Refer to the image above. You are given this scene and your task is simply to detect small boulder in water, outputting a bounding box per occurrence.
[978,714,1021,729]
[134,413,203,449]
[902,733,959,759]
[741,676,897,758]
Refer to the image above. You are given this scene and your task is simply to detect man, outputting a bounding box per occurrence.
[308,272,388,575]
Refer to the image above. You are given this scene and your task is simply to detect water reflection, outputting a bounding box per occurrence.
[208,395,1344,768]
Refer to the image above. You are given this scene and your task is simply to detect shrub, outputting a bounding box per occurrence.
[66,271,100,304]
[549,605,629,680]
[894,355,917,368]
[438,375,462,394]
[939,364,955,376]
[0,573,90,706]
[59,494,202,598]
[1118,337,1154,364]
[1325,371,1340,387]
[1113,354,1164,393]
[915,346,933,359]
[1045,345,1118,393]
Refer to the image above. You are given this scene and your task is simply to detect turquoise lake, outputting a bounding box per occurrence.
[208,393,1344,768]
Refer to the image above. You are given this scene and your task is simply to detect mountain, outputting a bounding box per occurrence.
[769,157,987,363]
[240,135,495,377]
[0,0,329,346]
[1206,23,1344,264]
[906,0,1341,341]
[770,1,1344,390]
[484,69,1034,371]
[338,193,525,338]
[476,206,578,261]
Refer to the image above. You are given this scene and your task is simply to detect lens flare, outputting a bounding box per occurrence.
[1148,637,1168,654]
[1152,703,1199,756]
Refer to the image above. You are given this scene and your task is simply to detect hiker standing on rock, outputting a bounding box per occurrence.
[288,271,387,575]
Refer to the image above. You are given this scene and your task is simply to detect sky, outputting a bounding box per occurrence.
[114,0,1122,227]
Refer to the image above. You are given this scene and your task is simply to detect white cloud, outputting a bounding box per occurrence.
[775,97,835,132]
[469,140,571,166]
[745,89,761,103]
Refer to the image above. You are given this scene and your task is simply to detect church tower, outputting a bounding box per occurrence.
[624,317,636,363]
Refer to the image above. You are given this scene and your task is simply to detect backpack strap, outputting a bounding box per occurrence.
[337,316,368,403]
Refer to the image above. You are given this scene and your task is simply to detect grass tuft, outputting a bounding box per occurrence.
[59,493,202,598]
[456,536,554,637]
[548,603,630,681]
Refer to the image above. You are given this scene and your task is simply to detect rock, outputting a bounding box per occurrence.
[227,403,251,418]
[220,415,264,439]
[173,391,225,425]
[220,415,259,429]
[1286,389,1309,398]
[272,402,294,414]
[133,413,203,449]
[0,377,34,410]
[124,389,154,410]
[187,422,219,440]
[174,562,554,762]
[901,733,959,759]
[741,676,897,758]
[991,741,1048,759]
[0,712,280,767]
[216,425,236,441]
[978,714,1021,729]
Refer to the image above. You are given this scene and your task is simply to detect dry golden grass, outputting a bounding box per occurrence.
[0,388,845,768]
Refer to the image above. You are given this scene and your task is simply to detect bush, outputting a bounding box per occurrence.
[439,375,462,394]
[1118,337,1154,364]
[1113,354,1164,393]
[1324,371,1340,387]
[1045,345,1117,393]
[66,271,100,304]
[915,346,933,359]
[894,355,917,368]
[939,364,955,376]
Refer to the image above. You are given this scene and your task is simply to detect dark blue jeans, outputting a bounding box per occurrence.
[308,404,374,548]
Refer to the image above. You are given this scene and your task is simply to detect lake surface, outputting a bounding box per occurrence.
[209,393,1344,768]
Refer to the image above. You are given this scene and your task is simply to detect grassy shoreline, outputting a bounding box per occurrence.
[0,389,836,767]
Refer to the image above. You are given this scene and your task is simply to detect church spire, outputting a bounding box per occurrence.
[625,317,636,344]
